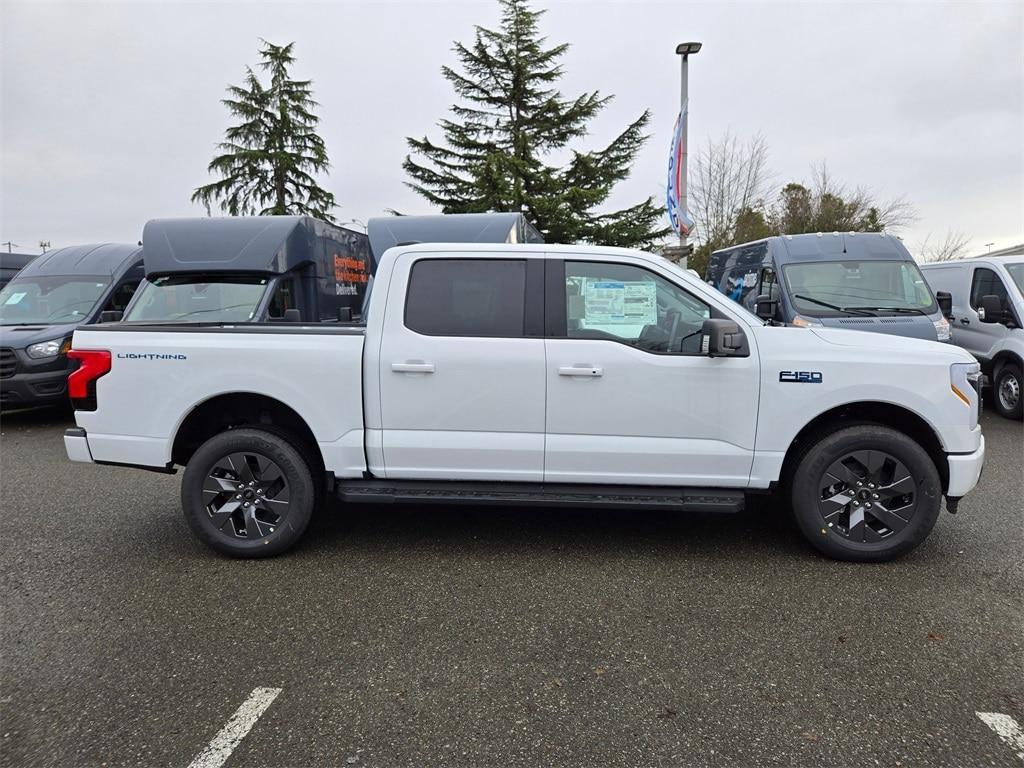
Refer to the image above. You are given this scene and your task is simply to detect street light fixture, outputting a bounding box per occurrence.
[676,42,702,57]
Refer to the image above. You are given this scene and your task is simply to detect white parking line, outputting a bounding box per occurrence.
[977,712,1024,762]
[187,687,282,768]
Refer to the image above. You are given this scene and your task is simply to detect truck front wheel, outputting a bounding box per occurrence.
[181,428,315,558]
[789,425,941,562]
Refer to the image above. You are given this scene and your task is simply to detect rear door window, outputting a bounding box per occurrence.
[405,259,526,337]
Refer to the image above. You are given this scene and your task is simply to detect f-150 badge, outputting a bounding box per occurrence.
[780,370,822,383]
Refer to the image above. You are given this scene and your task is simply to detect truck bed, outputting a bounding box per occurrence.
[69,323,367,476]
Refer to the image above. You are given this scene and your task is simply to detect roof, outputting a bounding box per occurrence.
[975,243,1024,259]
[142,216,366,277]
[17,243,142,277]
[713,232,912,263]
[367,213,543,259]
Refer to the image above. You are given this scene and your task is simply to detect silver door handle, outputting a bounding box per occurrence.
[559,365,603,377]
[392,362,435,373]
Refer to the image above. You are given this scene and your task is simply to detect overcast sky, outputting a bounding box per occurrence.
[2,0,1022,256]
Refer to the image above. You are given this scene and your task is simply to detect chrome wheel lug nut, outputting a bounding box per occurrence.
[872,493,879,499]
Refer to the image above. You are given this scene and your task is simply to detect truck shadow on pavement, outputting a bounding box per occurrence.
[301,497,810,563]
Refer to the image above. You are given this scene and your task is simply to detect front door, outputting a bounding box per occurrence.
[958,266,1011,361]
[544,258,760,487]
[377,253,546,481]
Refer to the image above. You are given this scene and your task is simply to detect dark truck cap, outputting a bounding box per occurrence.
[367,212,544,260]
[142,216,365,278]
[17,243,142,279]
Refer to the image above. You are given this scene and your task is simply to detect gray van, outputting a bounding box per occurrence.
[706,233,951,341]
[0,244,144,408]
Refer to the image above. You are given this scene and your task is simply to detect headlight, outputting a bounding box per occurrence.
[25,337,72,359]
[791,315,822,328]
[950,361,981,429]
[933,316,951,341]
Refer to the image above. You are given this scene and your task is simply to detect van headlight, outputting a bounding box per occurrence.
[26,337,73,359]
[933,316,951,341]
[950,362,981,429]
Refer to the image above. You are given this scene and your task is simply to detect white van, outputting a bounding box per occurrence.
[920,254,1024,419]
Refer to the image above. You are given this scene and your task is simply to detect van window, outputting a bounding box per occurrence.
[124,276,268,323]
[266,278,295,320]
[562,261,710,355]
[0,275,111,325]
[783,260,936,316]
[970,267,1009,310]
[405,259,526,337]
[103,280,140,314]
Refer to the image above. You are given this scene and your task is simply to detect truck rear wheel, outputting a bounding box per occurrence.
[181,428,314,557]
[789,425,941,562]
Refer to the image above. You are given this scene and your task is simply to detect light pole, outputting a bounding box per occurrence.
[675,41,701,262]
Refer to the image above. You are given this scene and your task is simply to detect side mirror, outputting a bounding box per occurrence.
[935,291,953,320]
[754,294,778,321]
[978,294,1002,324]
[283,308,301,323]
[99,310,123,323]
[701,318,745,357]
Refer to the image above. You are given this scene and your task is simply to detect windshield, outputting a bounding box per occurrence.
[124,275,268,323]
[1005,262,1024,296]
[0,275,111,325]
[782,259,937,316]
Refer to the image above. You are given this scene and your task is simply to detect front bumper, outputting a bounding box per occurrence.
[947,435,985,497]
[64,427,94,463]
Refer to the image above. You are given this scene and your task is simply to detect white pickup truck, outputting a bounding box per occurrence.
[64,243,986,562]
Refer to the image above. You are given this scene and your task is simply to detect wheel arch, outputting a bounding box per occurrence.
[170,391,325,476]
[991,349,1022,380]
[778,401,949,493]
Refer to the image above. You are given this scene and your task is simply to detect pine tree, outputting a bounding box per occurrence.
[193,40,337,221]
[403,0,669,248]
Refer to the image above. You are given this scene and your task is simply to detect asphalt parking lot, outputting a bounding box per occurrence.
[0,409,1021,767]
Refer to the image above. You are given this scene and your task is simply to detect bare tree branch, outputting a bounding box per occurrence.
[917,230,972,262]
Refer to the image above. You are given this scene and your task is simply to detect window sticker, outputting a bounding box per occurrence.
[583,280,657,325]
[4,292,27,305]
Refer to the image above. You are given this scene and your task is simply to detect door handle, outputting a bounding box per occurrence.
[558,365,603,377]
[392,362,435,373]
[960,318,970,325]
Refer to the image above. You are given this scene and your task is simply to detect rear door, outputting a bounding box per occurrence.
[376,253,546,481]
[544,257,760,487]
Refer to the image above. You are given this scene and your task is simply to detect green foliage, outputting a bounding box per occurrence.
[403,0,669,248]
[193,40,337,221]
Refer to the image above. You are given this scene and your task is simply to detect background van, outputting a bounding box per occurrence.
[920,253,1024,419]
[0,244,143,408]
[706,232,951,342]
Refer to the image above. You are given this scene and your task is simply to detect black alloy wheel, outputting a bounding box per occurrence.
[789,424,941,562]
[182,428,314,557]
[817,450,917,542]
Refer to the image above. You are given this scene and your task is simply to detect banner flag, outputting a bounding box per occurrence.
[666,104,694,237]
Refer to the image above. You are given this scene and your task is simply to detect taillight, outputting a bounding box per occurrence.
[67,349,111,407]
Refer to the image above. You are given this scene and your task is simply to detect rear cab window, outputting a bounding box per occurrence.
[404,259,526,337]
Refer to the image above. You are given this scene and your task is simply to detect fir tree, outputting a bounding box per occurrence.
[193,40,337,221]
[403,0,669,248]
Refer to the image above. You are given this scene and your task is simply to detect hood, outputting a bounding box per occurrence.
[0,322,82,349]
[809,327,973,362]
[816,314,939,341]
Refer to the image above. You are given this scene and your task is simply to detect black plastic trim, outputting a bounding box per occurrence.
[336,479,745,513]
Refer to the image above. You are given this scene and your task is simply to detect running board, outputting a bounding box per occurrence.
[336,480,744,513]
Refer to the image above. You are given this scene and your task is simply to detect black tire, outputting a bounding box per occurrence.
[993,362,1023,420]
[181,428,314,557]
[789,425,941,562]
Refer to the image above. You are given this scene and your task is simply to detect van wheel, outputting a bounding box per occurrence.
[789,425,941,562]
[181,428,314,558]
[993,362,1023,420]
